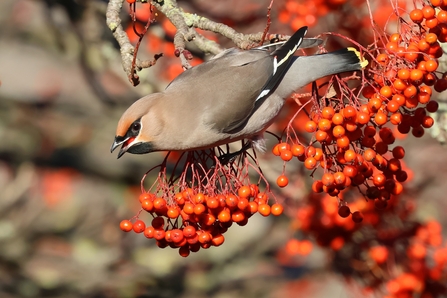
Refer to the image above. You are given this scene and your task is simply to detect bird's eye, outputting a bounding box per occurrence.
[131,122,141,132]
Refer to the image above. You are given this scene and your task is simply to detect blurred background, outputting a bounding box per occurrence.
[0,0,446,297]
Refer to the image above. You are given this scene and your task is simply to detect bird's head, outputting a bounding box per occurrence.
[111,94,163,158]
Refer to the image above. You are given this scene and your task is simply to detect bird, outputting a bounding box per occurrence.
[111,26,368,159]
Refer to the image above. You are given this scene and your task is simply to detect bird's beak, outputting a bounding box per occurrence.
[110,136,130,159]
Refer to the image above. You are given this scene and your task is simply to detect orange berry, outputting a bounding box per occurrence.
[277,142,291,153]
[410,9,424,22]
[374,111,388,126]
[194,193,205,204]
[380,86,393,98]
[304,120,317,133]
[237,197,249,210]
[182,202,194,215]
[305,145,317,157]
[418,39,430,52]
[231,210,246,222]
[356,112,370,125]
[198,231,211,244]
[333,172,346,186]
[386,100,400,113]
[271,203,284,216]
[321,106,335,119]
[423,6,436,18]
[426,17,439,29]
[141,199,154,212]
[393,79,407,91]
[343,106,357,120]
[153,229,166,241]
[368,98,382,113]
[336,135,350,149]
[390,112,403,125]
[388,158,401,172]
[225,194,238,209]
[153,197,167,211]
[291,144,305,156]
[211,234,225,246]
[363,148,377,161]
[421,115,434,128]
[272,144,281,156]
[386,41,399,52]
[304,157,317,169]
[314,148,324,161]
[393,94,406,106]
[425,59,438,72]
[315,130,328,143]
[167,207,180,219]
[376,53,389,65]
[389,33,401,43]
[318,119,332,131]
[206,197,219,209]
[193,203,206,215]
[373,173,386,187]
[404,84,417,98]
[139,193,153,203]
[437,9,447,23]
[182,225,196,238]
[174,192,185,205]
[321,172,335,186]
[144,226,155,238]
[405,49,419,62]
[237,185,251,198]
[276,174,289,188]
[217,208,231,222]
[120,220,133,232]
[280,149,293,161]
[344,149,356,163]
[397,68,410,80]
[332,112,344,125]
[426,32,438,44]
[247,201,258,213]
[332,125,346,138]
[258,204,271,216]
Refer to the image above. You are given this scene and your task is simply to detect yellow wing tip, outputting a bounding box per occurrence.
[347,47,369,68]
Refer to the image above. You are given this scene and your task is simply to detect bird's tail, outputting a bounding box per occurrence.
[320,47,369,73]
[276,47,368,98]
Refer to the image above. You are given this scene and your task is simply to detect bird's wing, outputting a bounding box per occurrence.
[164,26,307,134]
[165,49,273,133]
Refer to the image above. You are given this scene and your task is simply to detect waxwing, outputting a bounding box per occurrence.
[111,26,368,158]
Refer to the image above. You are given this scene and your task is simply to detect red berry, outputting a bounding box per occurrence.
[120,220,133,232]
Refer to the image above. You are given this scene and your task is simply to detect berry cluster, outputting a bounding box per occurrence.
[119,150,284,257]
[273,1,446,223]
[279,0,347,30]
[281,170,446,296]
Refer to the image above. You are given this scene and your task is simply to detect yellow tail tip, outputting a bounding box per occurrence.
[348,47,369,68]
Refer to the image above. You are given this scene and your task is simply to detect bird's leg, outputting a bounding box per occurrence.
[218,142,252,165]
